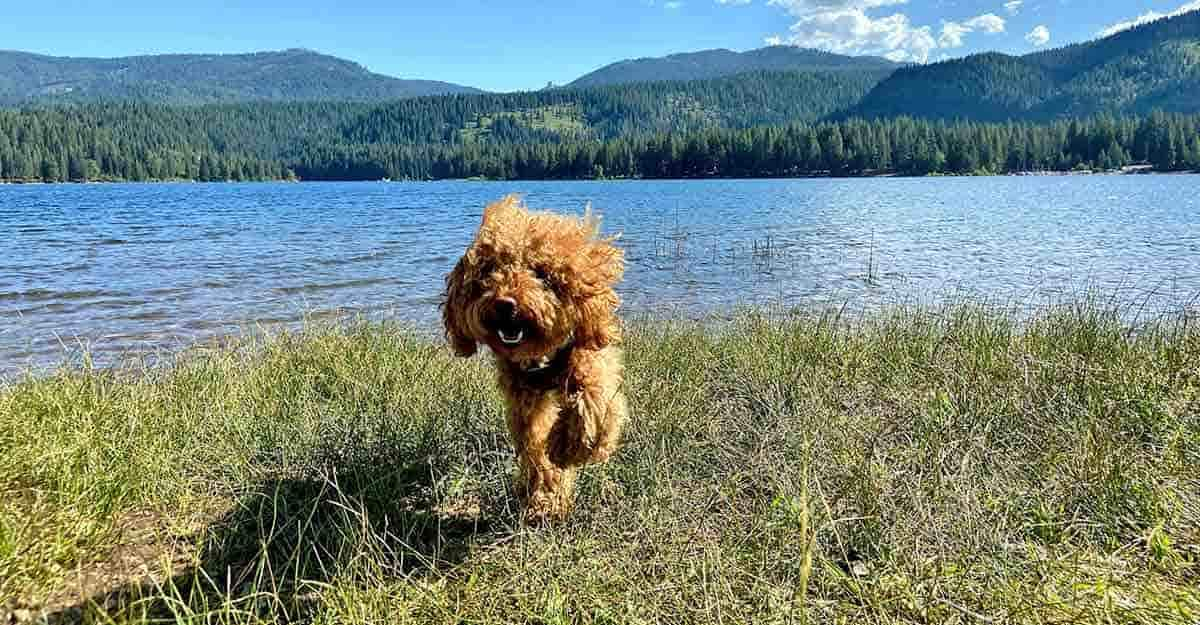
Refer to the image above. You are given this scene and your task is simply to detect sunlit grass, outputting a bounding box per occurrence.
[460,104,590,143]
[1,302,1197,623]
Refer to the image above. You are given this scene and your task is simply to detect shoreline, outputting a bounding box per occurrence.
[1,167,1195,186]
[5,296,1197,381]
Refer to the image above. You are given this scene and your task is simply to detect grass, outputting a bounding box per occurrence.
[460,105,590,143]
[1,302,1198,623]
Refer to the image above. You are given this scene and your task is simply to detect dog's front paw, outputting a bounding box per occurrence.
[549,401,595,467]
[524,490,571,525]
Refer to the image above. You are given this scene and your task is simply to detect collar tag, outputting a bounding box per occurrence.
[522,357,552,373]
[516,335,575,375]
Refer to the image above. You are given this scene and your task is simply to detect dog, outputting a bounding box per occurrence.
[442,195,627,522]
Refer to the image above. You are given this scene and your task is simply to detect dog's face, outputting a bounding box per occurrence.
[443,195,624,362]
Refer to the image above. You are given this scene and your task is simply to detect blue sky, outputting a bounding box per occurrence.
[2,0,1198,91]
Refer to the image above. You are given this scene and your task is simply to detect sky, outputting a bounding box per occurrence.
[2,0,1198,92]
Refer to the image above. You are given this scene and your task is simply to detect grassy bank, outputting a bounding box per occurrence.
[1,304,1198,624]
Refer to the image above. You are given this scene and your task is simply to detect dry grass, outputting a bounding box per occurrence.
[1,302,1198,623]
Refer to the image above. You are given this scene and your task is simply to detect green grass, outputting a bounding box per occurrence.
[1,303,1198,623]
[460,105,590,143]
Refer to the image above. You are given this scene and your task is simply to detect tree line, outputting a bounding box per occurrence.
[1,102,1197,183]
[0,68,887,182]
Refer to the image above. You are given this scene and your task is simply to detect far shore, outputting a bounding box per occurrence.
[1,165,1195,186]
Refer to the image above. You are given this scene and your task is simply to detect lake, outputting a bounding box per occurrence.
[2,177,1198,373]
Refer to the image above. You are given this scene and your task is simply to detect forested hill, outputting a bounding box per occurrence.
[850,9,1200,121]
[5,14,1200,185]
[0,67,891,181]
[4,97,1198,183]
[339,69,890,145]
[567,46,898,88]
[0,49,483,105]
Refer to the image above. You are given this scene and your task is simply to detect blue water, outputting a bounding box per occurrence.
[2,177,1198,372]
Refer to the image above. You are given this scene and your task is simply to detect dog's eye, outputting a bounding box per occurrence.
[534,268,558,291]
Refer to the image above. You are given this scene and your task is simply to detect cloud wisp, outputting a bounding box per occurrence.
[940,13,1006,48]
[1097,0,1200,37]
[1025,25,1051,47]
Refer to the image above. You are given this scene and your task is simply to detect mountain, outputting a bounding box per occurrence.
[339,69,892,146]
[567,46,899,88]
[849,9,1200,121]
[0,49,483,105]
[0,67,895,182]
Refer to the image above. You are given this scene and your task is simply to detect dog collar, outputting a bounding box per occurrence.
[511,337,576,390]
[519,337,574,373]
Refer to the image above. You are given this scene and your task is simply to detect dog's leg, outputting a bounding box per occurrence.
[556,346,627,466]
[588,384,626,464]
[510,392,576,523]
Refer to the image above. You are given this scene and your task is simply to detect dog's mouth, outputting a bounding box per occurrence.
[487,313,533,348]
[498,328,524,345]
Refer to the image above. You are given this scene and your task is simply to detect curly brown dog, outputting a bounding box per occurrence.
[442,195,627,522]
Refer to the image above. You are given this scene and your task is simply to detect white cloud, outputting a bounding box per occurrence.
[764,35,785,45]
[938,22,971,48]
[784,9,937,62]
[1025,24,1050,46]
[965,13,1006,33]
[664,0,684,7]
[765,1,935,62]
[765,1,1007,63]
[768,0,909,12]
[1003,1,1022,16]
[939,13,1005,49]
[1097,1,1200,38]
[716,0,752,4]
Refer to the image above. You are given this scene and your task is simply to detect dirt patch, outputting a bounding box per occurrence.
[3,501,228,624]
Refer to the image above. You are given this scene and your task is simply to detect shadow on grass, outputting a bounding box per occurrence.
[48,438,515,623]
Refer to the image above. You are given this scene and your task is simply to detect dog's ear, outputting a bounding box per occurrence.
[572,239,625,351]
[442,257,477,357]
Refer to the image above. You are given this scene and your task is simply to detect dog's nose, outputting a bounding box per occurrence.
[493,297,518,319]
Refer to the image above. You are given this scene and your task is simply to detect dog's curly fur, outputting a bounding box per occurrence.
[442,195,627,522]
